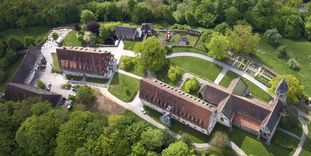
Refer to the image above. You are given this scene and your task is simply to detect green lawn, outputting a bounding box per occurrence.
[279,119,303,137]
[119,56,145,77]
[108,73,140,102]
[253,38,311,97]
[219,71,239,87]
[85,77,109,84]
[228,128,298,156]
[170,47,207,55]
[0,58,23,91]
[219,71,272,102]
[301,121,311,156]
[170,57,222,82]
[0,26,51,40]
[62,30,82,47]
[169,33,199,47]
[51,53,62,73]
[123,40,138,51]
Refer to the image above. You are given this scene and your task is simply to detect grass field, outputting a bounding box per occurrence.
[62,30,81,47]
[0,58,22,91]
[301,122,311,156]
[169,33,199,47]
[229,128,298,156]
[124,41,138,51]
[0,26,51,40]
[170,47,207,55]
[219,71,272,102]
[108,73,140,102]
[253,38,311,97]
[279,119,303,137]
[51,53,62,73]
[170,57,222,82]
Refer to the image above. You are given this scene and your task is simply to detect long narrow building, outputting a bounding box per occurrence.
[139,78,288,143]
[56,47,116,79]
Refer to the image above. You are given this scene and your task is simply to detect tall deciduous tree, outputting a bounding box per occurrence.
[7,36,24,50]
[304,16,311,40]
[269,75,303,105]
[226,24,260,54]
[206,33,229,60]
[162,141,194,156]
[283,14,304,39]
[140,128,164,151]
[182,77,201,95]
[134,37,167,72]
[263,28,282,46]
[167,66,182,82]
[76,86,96,106]
[80,10,97,24]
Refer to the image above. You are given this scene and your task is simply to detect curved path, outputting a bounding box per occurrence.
[166,52,269,92]
[293,117,309,156]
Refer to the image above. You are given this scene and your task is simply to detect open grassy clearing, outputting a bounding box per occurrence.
[301,121,311,156]
[62,30,81,47]
[170,46,207,55]
[169,33,199,47]
[0,58,22,91]
[0,26,51,40]
[108,73,140,102]
[169,56,222,82]
[123,40,138,51]
[253,38,311,97]
[228,128,298,156]
[219,71,271,102]
[51,53,62,73]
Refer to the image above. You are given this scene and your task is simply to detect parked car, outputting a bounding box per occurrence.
[140,107,146,114]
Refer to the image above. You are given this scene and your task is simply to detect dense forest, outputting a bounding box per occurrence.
[0,96,199,156]
[1,0,311,40]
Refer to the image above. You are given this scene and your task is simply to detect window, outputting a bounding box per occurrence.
[221,118,224,122]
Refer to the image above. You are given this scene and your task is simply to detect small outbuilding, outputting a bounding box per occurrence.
[179,37,189,46]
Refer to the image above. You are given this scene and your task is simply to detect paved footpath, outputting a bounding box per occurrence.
[293,117,309,156]
[166,52,269,92]
[214,68,229,85]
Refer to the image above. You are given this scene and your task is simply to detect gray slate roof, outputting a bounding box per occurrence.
[276,79,289,94]
[115,26,138,39]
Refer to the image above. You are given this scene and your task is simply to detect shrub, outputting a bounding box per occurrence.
[36,80,46,89]
[119,56,135,71]
[287,58,300,70]
[182,77,200,95]
[23,36,36,47]
[0,70,7,82]
[276,45,288,59]
[167,66,182,82]
[61,83,72,90]
[214,23,230,35]
[52,32,59,40]
[7,35,24,50]
[86,21,100,34]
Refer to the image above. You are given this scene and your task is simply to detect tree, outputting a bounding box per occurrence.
[263,28,282,46]
[209,131,230,148]
[140,128,164,151]
[74,147,92,156]
[120,56,135,71]
[226,24,260,54]
[287,58,300,71]
[7,35,24,50]
[0,71,7,82]
[167,66,182,82]
[195,5,217,28]
[16,109,68,156]
[55,111,107,156]
[269,75,303,104]
[280,105,299,128]
[162,141,194,156]
[131,142,147,156]
[134,37,167,72]
[224,6,240,25]
[80,10,96,24]
[86,21,100,34]
[131,4,153,24]
[95,2,120,21]
[84,31,97,47]
[36,80,46,89]
[305,16,311,40]
[76,86,96,106]
[214,23,230,35]
[30,102,52,116]
[52,32,59,40]
[99,24,115,42]
[283,14,304,39]
[276,45,288,59]
[0,40,7,57]
[206,33,229,60]
[23,36,36,47]
[182,77,201,95]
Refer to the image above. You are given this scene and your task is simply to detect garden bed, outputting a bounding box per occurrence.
[85,77,109,84]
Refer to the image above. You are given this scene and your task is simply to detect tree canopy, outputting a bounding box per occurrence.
[134,37,167,72]
[206,33,229,60]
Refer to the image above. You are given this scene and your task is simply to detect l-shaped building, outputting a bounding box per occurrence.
[139,77,288,143]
